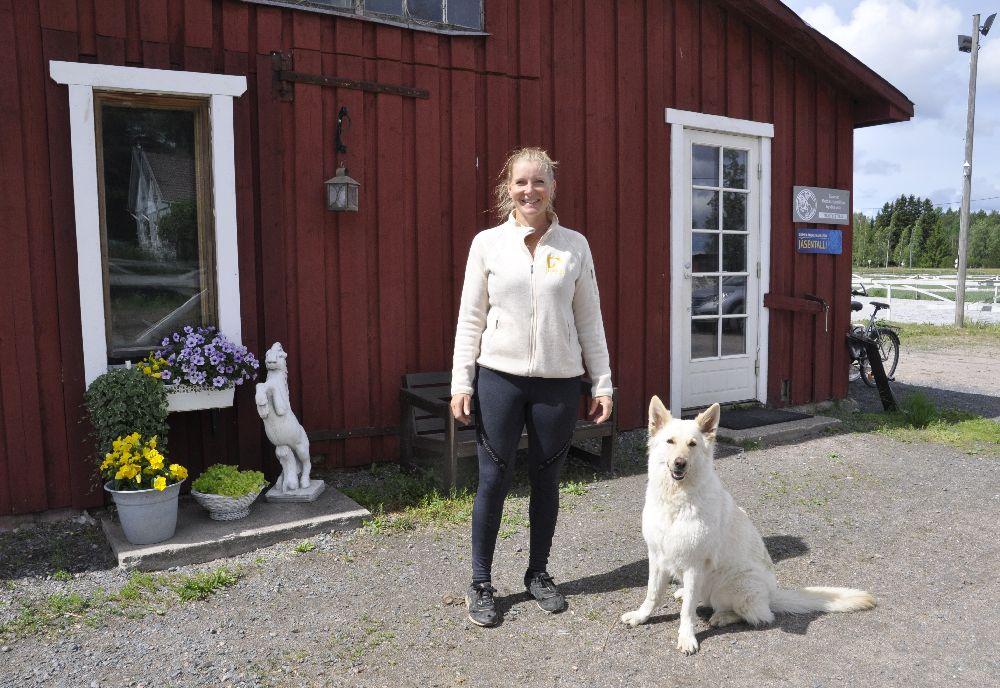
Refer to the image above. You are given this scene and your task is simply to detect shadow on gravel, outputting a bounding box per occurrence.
[850,380,1000,419]
[763,535,810,563]
[562,537,807,600]
[0,522,116,581]
[694,609,823,642]
[562,558,648,597]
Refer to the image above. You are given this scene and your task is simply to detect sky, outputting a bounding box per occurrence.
[780,0,1000,215]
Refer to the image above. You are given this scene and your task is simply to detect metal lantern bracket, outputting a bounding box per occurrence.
[271,51,430,101]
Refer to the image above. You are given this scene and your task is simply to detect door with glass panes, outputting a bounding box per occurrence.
[681,129,760,408]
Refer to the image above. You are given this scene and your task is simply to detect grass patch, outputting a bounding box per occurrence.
[293,540,317,554]
[0,565,243,640]
[840,393,999,456]
[864,288,995,303]
[882,321,1000,347]
[171,566,241,602]
[560,480,589,496]
[340,463,474,534]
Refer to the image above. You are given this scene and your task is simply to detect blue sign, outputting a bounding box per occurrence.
[796,228,843,255]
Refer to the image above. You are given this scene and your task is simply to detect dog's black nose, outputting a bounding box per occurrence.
[674,458,686,469]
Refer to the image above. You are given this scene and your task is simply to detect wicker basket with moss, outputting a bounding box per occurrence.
[191,464,268,521]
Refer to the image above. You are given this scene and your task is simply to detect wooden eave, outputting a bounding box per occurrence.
[721,0,914,127]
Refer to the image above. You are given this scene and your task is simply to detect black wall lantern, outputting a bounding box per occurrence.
[325,106,360,212]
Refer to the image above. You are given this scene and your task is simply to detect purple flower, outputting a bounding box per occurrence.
[191,355,205,366]
[225,366,234,374]
[251,360,260,369]
[183,325,194,334]
[233,352,243,363]
[212,376,226,388]
[185,335,199,348]
[161,370,172,380]
[161,337,170,347]
[209,355,222,366]
[172,332,181,342]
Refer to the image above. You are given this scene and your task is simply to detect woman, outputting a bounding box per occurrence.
[451,147,614,627]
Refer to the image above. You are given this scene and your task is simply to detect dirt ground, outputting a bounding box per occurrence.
[1,339,997,688]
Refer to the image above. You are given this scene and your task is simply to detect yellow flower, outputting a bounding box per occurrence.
[153,476,167,491]
[169,464,188,481]
[147,452,164,471]
[148,436,158,449]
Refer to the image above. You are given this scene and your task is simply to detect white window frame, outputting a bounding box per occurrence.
[665,108,773,415]
[50,61,247,389]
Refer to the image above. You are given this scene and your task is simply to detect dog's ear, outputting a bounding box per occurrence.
[648,395,672,435]
[695,403,721,439]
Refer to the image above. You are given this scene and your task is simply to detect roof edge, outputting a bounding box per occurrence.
[720,0,914,126]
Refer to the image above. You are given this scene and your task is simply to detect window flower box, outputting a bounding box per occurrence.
[166,384,236,413]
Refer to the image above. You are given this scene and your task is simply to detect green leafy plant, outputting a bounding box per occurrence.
[901,392,938,429]
[293,540,317,554]
[84,366,169,460]
[191,464,267,497]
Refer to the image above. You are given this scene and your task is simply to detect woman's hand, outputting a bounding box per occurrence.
[588,395,613,423]
[450,393,472,424]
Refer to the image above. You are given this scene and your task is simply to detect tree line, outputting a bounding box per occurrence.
[852,194,1000,269]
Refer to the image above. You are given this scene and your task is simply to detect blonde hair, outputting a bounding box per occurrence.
[493,147,559,222]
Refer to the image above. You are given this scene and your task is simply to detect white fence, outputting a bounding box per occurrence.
[852,273,1000,305]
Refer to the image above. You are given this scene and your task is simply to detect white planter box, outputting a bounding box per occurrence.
[166,385,235,412]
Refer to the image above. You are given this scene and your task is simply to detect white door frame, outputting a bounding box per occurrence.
[665,108,773,416]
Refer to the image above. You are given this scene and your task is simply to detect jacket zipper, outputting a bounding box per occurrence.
[527,262,536,374]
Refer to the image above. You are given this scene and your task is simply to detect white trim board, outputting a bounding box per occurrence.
[50,61,246,387]
[665,108,774,139]
[50,61,247,97]
[667,114,773,416]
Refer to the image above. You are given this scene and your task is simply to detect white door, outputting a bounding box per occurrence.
[679,129,761,409]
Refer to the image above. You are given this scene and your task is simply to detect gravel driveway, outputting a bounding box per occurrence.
[2,344,998,688]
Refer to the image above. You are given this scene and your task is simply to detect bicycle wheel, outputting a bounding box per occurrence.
[861,328,900,386]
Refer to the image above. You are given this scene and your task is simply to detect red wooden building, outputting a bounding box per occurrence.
[0,0,912,515]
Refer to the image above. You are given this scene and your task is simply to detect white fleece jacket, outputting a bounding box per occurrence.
[451,215,613,399]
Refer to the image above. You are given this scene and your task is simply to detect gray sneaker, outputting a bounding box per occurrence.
[525,571,567,613]
[465,582,499,627]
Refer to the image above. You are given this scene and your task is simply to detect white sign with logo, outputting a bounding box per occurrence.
[792,186,850,225]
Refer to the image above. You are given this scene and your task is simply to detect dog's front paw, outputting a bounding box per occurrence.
[676,629,699,655]
[673,587,685,601]
[620,610,648,627]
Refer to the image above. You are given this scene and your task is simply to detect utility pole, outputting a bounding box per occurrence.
[956,14,982,326]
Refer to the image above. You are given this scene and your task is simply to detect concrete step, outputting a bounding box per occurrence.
[717,414,842,446]
[101,485,370,571]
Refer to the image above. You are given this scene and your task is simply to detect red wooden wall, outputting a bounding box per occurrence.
[0,0,871,515]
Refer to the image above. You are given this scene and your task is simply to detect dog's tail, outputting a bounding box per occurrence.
[770,587,875,614]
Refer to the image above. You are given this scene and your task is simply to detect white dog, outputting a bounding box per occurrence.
[621,396,875,654]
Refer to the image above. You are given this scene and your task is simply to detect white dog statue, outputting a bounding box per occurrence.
[256,342,322,500]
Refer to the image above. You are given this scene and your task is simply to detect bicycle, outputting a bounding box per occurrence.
[848,282,900,386]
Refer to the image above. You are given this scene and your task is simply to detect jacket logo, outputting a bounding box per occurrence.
[546,255,565,275]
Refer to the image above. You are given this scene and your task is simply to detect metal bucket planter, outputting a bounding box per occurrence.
[105,480,184,545]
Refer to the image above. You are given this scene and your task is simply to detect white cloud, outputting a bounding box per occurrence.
[800,0,964,119]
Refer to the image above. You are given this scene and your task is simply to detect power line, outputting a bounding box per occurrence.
[856,195,1000,212]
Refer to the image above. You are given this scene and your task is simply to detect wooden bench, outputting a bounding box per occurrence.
[399,371,617,489]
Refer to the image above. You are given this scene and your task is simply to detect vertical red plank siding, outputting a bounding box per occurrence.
[0,3,48,513]
[768,49,795,405]
[3,0,877,513]
[645,0,670,405]
[16,2,74,508]
[615,0,645,426]
[700,0,725,116]
[812,83,836,401]
[791,62,816,405]
[582,0,616,360]
[725,18,750,120]
[832,97,854,400]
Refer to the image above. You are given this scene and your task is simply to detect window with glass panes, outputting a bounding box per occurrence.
[690,144,750,360]
[255,1,483,31]
[95,94,217,362]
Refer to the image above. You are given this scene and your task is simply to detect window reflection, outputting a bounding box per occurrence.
[99,100,215,362]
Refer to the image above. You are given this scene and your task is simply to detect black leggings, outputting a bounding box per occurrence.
[471,366,581,584]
